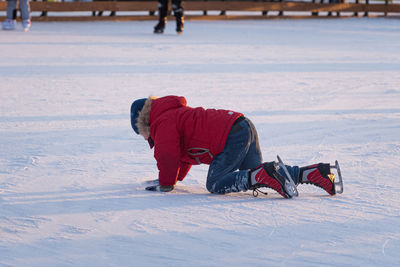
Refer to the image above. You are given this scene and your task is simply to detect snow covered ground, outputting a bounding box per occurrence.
[1,18,400,266]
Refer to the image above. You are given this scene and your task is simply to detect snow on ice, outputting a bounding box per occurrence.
[1,18,400,266]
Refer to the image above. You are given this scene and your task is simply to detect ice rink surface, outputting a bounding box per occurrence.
[1,18,400,266]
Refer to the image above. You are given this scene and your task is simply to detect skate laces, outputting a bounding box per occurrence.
[252,188,268,197]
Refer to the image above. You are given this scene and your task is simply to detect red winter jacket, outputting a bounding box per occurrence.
[144,96,242,186]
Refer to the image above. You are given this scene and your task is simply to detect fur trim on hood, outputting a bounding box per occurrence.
[136,96,157,139]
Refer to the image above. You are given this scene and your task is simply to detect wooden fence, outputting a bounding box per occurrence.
[1,0,400,20]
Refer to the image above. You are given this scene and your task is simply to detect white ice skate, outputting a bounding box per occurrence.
[22,19,31,32]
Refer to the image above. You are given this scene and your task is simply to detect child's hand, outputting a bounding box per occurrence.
[145,185,174,192]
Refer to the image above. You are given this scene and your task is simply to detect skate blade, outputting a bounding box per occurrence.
[284,180,298,198]
[277,155,299,198]
[330,160,344,194]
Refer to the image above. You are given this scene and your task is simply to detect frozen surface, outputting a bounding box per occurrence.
[1,18,400,266]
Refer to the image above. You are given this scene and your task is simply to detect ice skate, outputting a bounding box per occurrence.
[154,18,166,34]
[2,19,16,30]
[249,162,293,198]
[22,19,31,32]
[176,16,184,34]
[299,163,338,195]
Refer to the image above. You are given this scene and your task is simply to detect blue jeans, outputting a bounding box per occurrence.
[206,117,300,194]
[6,0,30,20]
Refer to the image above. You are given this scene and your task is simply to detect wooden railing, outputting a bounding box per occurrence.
[1,0,399,20]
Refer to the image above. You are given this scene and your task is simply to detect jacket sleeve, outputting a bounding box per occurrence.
[177,162,192,181]
[153,120,182,186]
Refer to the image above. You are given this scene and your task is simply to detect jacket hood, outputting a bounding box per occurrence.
[149,96,187,123]
[136,95,187,139]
